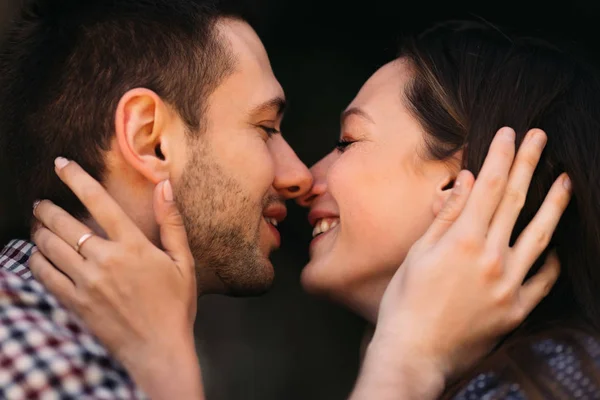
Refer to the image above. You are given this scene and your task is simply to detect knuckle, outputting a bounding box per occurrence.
[552,188,571,208]
[47,212,69,233]
[29,251,44,266]
[96,251,117,268]
[31,228,43,246]
[486,173,507,195]
[170,212,186,228]
[28,253,43,273]
[457,234,482,253]
[532,229,552,249]
[508,305,526,328]
[504,186,526,210]
[82,272,103,293]
[34,269,51,287]
[493,285,514,308]
[520,152,540,170]
[436,207,458,224]
[548,262,561,281]
[35,229,52,250]
[127,242,145,260]
[75,293,92,312]
[482,250,504,280]
[496,142,515,162]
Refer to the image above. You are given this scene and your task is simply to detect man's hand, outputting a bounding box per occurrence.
[30,159,204,400]
[352,128,570,399]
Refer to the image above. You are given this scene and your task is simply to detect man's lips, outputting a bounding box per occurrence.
[263,202,287,225]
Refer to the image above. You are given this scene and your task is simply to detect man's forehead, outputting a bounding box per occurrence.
[214,19,285,116]
[217,18,270,69]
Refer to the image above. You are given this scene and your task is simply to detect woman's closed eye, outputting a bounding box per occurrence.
[336,138,356,153]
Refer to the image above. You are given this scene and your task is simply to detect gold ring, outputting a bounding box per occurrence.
[75,233,94,254]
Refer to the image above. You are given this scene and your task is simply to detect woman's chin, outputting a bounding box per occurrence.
[301,255,357,305]
[300,256,346,300]
[300,260,330,296]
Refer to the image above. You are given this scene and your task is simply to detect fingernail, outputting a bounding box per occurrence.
[54,157,70,171]
[32,200,41,214]
[30,247,38,255]
[163,180,174,202]
[563,175,572,191]
[502,127,516,141]
[531,130,547,149]
[453,179,462,195]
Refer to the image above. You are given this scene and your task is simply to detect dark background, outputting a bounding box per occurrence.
[2,1,600,399]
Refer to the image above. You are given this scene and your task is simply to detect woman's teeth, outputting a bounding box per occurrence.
[312,218,339,238]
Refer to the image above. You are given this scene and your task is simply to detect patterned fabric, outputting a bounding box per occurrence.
[452,331,600,399]
[0,239,147,399]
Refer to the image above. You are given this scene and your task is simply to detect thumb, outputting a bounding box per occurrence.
[154,180,194,270]
[423,170,474,243]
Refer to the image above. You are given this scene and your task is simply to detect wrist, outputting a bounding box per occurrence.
[351,333,445,400]
[121,331,204,400]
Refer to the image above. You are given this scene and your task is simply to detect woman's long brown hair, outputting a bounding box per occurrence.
[399,20,600,397]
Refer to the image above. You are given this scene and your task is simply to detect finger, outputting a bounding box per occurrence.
[33,200,99,259]
[29,250,78,308]
[154,180,194,275]
[510,173,572,283]
[32,226,89,282]
[459,127,516,234]
[516,250,560,320]
[52,157,143,241]
[423,170,474,243]
[487,129,547,247]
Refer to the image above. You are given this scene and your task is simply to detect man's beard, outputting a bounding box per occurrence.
[174,146,275,296]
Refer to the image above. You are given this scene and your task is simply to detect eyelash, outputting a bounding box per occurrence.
[336,139,356,152]
[258,125,280,138]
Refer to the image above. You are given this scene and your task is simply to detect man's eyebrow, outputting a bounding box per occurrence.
[249,96,287,118]
[340,107,375,126]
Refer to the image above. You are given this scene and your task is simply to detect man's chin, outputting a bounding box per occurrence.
[223,257,275,297]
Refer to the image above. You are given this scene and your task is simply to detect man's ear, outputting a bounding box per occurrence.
[114,88,173,184]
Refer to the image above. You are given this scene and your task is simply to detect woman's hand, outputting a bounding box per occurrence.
[30,159,203,400]
[354,128,570,399]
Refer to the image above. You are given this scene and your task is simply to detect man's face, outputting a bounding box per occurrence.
[173,19,312,296]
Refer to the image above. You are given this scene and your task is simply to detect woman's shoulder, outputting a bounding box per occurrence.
[447,326,600,399]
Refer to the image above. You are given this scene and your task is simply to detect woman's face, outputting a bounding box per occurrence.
[299,60,457,321]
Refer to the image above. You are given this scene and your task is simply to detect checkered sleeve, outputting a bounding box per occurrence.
[0,270,148,399]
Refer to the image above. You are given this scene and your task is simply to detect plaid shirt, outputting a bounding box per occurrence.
[0,239,147,399]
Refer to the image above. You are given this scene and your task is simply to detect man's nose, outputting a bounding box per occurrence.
[269,136,313,200]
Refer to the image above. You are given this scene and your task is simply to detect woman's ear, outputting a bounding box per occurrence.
[114,88,172,184]
[432,152,463,216]
[432,175,456,216]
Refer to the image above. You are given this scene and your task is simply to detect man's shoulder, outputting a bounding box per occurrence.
[0,267,84,336]
[0,239,78,332]
[0,258,147,398]
[0,239,35,280]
